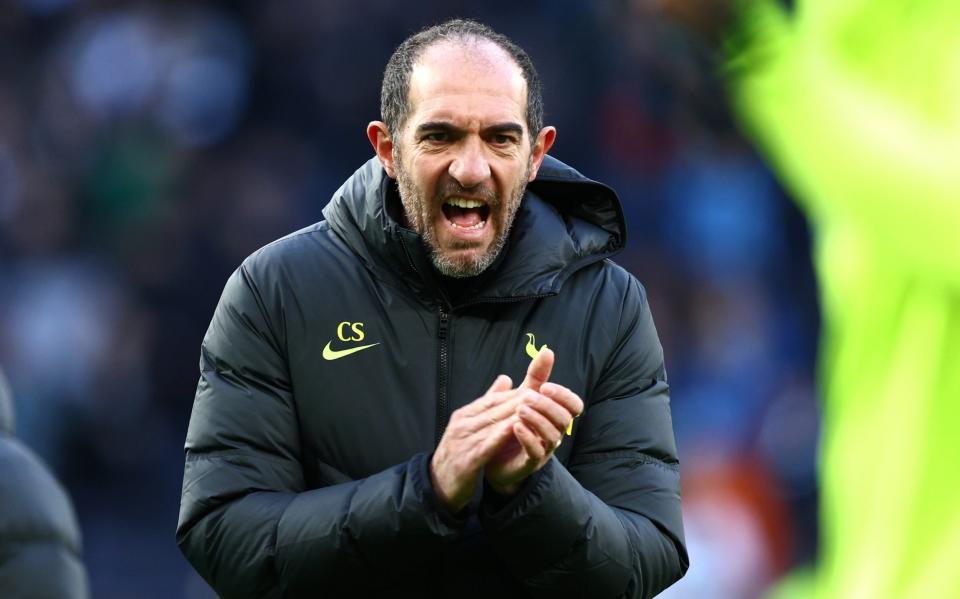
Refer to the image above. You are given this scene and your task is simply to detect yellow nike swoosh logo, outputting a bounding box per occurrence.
[322,341,380,361]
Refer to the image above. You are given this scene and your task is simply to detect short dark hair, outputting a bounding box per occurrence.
[380,19,543,143]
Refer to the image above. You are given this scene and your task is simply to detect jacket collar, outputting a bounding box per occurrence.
[323,155,626,307]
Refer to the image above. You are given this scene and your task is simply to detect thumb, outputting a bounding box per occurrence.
[486,374,513,394]
[520,347,554,390]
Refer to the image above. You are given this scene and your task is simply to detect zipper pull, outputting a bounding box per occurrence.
[438,309,449,339]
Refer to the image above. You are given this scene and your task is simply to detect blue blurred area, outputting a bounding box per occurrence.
[0,2,820,597]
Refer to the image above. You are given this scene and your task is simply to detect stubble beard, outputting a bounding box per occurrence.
[394,150,530,279]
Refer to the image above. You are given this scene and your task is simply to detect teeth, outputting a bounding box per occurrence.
[451,220,486,230]
[445,197,485,209]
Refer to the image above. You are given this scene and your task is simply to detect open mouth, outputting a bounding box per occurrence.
[441,197,490,231]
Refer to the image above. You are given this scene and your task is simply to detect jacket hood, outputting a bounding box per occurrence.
[323,155,625,304]
[0,368,13,436]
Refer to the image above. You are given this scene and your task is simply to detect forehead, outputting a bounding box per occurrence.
[407,40,527,130]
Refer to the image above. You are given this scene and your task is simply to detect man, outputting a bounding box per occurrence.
[0,369,89,598]
[177,19,687,598]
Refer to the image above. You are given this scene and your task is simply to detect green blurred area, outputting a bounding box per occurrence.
[728,0,960,597]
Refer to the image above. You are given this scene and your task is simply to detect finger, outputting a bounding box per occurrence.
[513,421,546,463]
[519,391,572,435]
[517,404,563,451]
[540,383,584,417]
[471,389,542,432]
[461,376,514,417]
[486,374,513,395]
[520,347,554,391]
[475,417,520,460]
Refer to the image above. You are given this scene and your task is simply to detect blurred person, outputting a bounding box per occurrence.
[666,0,960,596]
[177,19,687,598]
[659,458,793,599]
[0,368,89,598]
[0,256,152,472]
[726,1,960,597]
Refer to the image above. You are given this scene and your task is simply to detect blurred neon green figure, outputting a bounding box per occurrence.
[727,0,960,597]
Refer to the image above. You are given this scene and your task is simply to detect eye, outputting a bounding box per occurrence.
[422,131,448,142]
[491,133,517,146]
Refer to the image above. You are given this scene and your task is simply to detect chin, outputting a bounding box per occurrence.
[431,247,494,278]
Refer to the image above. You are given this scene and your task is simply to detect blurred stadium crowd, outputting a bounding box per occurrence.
[0,1,820,597]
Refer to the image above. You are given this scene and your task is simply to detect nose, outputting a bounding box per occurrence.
[448,137,491,189]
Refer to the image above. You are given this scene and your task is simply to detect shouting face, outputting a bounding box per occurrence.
[370,39,555,278]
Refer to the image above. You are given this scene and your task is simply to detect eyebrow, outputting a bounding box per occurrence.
[415,121,524,137]
[485,122,524,137]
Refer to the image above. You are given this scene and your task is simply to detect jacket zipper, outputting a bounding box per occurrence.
[398,235,456,446]
[435,307,451,445]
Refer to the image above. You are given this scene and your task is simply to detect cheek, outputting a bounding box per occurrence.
[409,161,444,199]
[497,155,531,186]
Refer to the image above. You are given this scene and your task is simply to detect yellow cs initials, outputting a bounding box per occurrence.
[337,322,365,342]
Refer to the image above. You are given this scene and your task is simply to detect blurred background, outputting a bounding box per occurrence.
[0,1,820,597]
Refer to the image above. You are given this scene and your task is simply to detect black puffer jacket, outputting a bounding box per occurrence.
[0,372,88,599]
[177,156,687,598]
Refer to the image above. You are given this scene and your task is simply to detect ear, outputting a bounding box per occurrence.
[367,121,397,178]
[526,126,557,182]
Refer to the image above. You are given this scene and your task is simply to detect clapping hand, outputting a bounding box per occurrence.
[430,348,583,511]
[483,348,583,496]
